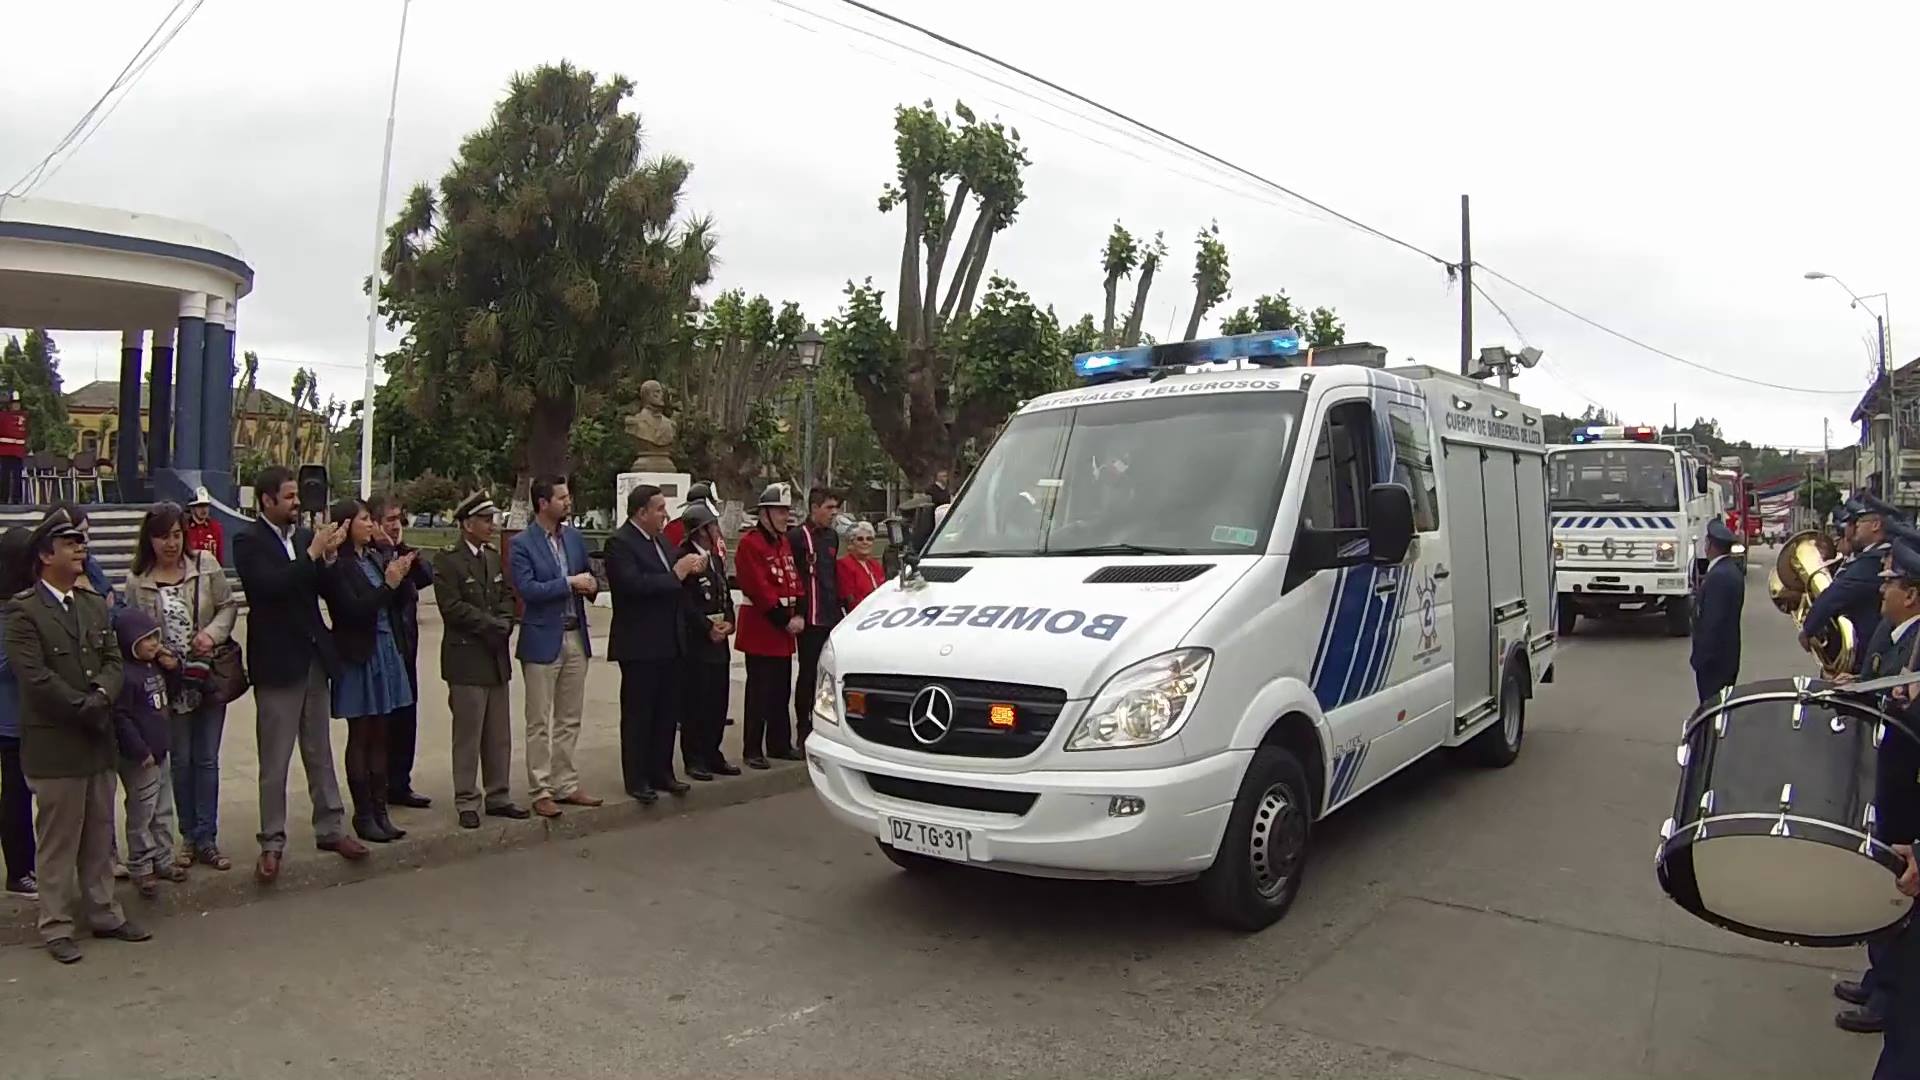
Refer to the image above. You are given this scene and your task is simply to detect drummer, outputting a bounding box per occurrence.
[1858,538,1920,1075]
[1806,497,1892,676]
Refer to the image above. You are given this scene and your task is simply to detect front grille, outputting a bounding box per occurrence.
[843,673,1069,758]
[1085,564,1214,584]
[862,772,1038,815]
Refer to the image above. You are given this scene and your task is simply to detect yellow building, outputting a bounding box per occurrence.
[65,380,330,467]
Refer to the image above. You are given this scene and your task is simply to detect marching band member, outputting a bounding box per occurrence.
[1808,497,1894,675]
[1690,519,1744,703]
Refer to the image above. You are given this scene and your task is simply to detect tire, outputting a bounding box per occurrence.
[1198,746,1313,932]
[1556,601,1576,637]
[1665,597,1692,637]
[875,839,948,874]
[1468,668,1526,767]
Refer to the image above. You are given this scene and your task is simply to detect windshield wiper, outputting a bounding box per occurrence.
[1044,543,1190,557]
[921,549,1005,559]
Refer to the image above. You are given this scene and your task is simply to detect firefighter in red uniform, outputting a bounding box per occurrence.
[0,393,27,504]
[184,487,225,563]
[733,482,803,770]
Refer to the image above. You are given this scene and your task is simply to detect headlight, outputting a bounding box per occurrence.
[1065,648,1213,751]
[811,644,840,727]
[1553,540,1564,561]
[1655,540,1676,563]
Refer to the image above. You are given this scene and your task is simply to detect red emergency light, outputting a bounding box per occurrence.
[1625,425,1658,442]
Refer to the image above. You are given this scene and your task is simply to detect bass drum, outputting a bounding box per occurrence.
[1657,678,1914,947]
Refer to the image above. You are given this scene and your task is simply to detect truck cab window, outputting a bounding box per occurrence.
[1301,400,1374,530]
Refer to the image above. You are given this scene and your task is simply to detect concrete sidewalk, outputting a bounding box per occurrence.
[0,604,810,944]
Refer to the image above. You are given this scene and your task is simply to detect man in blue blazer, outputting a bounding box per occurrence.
[1690,518,1745,702]
[1805,496,1893,675]
[508,476,603,819]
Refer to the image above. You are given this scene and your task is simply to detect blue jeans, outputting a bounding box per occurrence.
[169,702,227,849]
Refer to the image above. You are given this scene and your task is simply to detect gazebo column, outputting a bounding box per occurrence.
[116,330,145,501]
[148,327,174,473]
[201,296,233,490]
[174,293,206,471]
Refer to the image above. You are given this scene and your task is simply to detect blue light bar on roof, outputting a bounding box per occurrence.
[1070,328,1307,384]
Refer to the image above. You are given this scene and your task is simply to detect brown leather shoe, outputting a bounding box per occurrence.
[255,851,281,885]
[532,796,563,818]
[557,791,604,807]
[318,835,370,861]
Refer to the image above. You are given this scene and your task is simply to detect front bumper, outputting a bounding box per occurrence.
[805,728,1247,881]
[1557,567,1689,600]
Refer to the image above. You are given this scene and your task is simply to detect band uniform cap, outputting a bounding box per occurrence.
[453,491,498,521]
[756,482,793,509]
[1861,493,1910,526]
[187,486,212,507]
[681,503,720,533]
[1704,518,1737,545]
[1882,540,1920,583]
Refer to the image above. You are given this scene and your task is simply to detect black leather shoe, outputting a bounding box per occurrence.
[458,810,480,829]
[745,756,770,770]
[46,937,81,964]
[687,767,715,782]
[486,804,531,820]
[389,790,433,809]
[1836,979,1871,1007]
[92,920,152,943]
[656,778,691,796]
[628,787,659,805]
[1837,1006,1886,1034]
[712,759,741,776]
[354,814,395,844]
[772,748,806,762]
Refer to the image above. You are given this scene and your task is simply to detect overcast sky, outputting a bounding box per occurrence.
[5,0,1915,452]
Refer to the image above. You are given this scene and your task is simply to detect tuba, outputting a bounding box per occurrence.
[1770,529,1855,676]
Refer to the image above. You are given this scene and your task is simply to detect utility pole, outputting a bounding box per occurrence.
[1823,418,1831,484]
[1458,194,1473,377]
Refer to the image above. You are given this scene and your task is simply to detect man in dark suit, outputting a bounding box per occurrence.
[232,466,367,883]
[368,494,435,810]
[508,476,603,819]
[789,488,841,751]
[606,484,706,803]
[678,502,737,781]
[1807,496,1893,676]
[1690,518,1745,703]
[7,515,143,963]
[433,492,528,830]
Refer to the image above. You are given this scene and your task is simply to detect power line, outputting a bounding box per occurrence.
[799,1,1868,402]
[3,0,205,199]
[1473,264,1860,396]
[824,0,1455,268]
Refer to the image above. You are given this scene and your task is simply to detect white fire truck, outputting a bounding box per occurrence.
[804,329,1556,930]
[1548,424,1734,637]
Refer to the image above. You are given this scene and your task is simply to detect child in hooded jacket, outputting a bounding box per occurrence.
[113,608,184,897]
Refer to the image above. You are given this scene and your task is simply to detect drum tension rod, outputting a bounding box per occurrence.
[1769,784,1794,838]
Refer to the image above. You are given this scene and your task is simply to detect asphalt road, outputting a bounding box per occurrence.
[0,560,1879,1079]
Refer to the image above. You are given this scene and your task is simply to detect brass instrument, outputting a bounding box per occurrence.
[1769,529,1856,676]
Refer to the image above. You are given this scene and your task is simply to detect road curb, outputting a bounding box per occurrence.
[0,761,811,948]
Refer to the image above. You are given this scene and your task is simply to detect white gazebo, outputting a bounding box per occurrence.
[0,195,254,504]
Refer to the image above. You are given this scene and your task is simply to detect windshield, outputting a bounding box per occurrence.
[928,390,1305,557]
[1549,446,1680,511]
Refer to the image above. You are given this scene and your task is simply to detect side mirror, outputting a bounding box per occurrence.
[1366,483,1416,564]
[1695,466,1708,493]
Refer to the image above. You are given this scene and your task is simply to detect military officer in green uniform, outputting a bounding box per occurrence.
[432,492,529,830]
[7,511,146,963]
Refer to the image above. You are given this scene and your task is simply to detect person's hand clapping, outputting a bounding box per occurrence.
[383,552,414,587]
[307,522,338,560]
[568,572,598,595]
[674,553,706,580]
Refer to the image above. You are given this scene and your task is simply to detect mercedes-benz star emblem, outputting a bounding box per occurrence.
[908,685,957,746]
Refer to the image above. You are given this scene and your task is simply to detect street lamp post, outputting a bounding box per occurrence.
[1806,271,1894,499]
[793,325,825,495]
[360,0,413,498]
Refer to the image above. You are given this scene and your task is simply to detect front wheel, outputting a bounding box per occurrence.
[1197,746,1313,932]
[1557,600,1577,637]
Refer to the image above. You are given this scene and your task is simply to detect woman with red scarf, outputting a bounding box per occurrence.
[836,520,887,613]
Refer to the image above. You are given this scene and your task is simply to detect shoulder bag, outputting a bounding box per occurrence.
[193,563,251,704]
